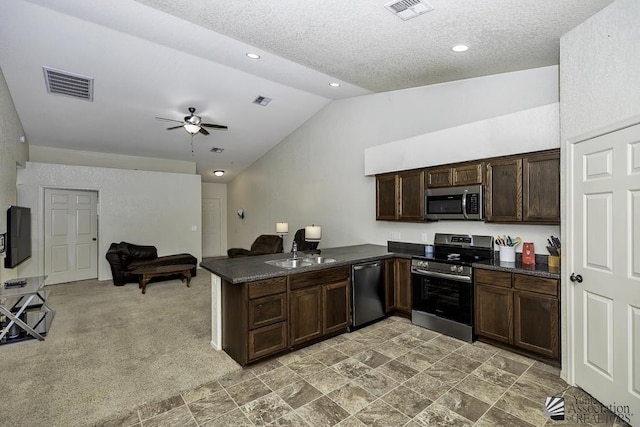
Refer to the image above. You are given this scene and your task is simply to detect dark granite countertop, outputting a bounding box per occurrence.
[200,242,560,283]
[472,258,560,279]
[200,244,400,284]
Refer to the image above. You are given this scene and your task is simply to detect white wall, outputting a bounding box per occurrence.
[30,145,196,175]
[0,67,29,282]
[559,0,640,384]
[560,0,640,141]
[227,66,560,255]
[202,182,228,256]
[365,103,559,175]
[17,162,202,281]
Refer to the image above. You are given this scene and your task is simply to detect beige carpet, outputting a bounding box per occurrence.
[0,273,241,427]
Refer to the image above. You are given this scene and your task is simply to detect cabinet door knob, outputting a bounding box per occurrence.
[570,273,583,283]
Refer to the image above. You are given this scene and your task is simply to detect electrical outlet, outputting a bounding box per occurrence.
[191,225,197,231]
[421,233,429,242]
[390,232,401,240]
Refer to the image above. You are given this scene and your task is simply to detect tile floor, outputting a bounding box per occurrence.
[101,317,630,427]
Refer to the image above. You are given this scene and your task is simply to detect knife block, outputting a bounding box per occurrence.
[548,251,560,268]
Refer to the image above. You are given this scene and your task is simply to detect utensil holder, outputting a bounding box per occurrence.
[548,255,560,268]
[499,245,516,263]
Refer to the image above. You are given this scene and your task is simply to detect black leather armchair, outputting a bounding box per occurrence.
[293,228,320,254]
[106,242,197,286]
[227,235,284,258]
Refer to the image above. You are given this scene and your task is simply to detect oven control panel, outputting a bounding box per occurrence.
[411,258,472,278]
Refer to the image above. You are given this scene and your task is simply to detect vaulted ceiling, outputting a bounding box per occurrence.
[0,0,613,182]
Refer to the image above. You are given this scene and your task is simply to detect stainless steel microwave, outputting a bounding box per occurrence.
[425,184,484,220]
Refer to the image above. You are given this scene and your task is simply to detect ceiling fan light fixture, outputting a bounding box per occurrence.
[184,124,201,135]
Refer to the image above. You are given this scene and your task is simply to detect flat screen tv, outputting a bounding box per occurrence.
[4,206,31,269]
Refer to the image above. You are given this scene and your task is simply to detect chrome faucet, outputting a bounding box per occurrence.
[291,241,298,259]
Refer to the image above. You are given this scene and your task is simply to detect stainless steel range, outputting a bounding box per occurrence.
[411,233,494,342]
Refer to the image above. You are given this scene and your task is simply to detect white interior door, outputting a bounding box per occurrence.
[570,123,640,425]
[44,189,98,284]
[202,198,222,257]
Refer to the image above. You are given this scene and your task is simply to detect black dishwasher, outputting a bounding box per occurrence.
[351,261,385,329]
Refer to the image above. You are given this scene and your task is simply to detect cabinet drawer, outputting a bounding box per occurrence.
[248,321,287,361]
[289,266,350,290]
[513,274,558,296]
[248,277,287,299]
[474,269,512,288]
[248,293,287,329]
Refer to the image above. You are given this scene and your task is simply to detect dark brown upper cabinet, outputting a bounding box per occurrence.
[485,158,523,222]
[426,162,483,188]
[486,149,559,224]
[398,170,425,221]
[376,173,399,220]
[522,152,561,223]
[376,170,424,221]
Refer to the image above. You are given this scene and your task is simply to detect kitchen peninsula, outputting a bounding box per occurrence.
[200,244,398,365]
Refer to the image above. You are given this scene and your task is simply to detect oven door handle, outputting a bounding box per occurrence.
[412,268,472,283]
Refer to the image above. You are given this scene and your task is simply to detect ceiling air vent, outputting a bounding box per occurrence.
[384,0,434,21]
[43,66,94,101]
[210,147,224,153]
[253,96,272,107]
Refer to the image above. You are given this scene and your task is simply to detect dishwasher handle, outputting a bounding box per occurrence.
[352,262,382,271]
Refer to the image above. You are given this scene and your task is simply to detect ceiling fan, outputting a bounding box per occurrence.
[156,107,228,136]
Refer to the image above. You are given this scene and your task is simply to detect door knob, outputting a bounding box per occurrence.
[92,238,97,241]
[570,273,583,283]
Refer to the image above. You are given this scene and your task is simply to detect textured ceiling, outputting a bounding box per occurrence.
[133,0,613,92]
[0,0,613,182]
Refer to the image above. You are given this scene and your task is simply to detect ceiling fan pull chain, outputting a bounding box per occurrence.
[190,135,195,157]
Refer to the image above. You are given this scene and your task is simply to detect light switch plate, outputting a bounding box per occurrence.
[191,225,197,231]
[421,233,429,242]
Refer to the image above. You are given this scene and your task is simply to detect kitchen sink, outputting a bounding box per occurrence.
[304,256,337,264]
[265,256,337,269]
[265,258,313,269]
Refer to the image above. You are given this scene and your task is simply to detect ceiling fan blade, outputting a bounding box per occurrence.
[166,125,183,130]
[201,123,228,130]
[199,127,210,135]
[156,117,184,124]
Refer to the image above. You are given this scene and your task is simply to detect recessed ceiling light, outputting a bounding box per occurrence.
[452,45,469,52]
[329,82,341,87]
[213,170,225,176]
[246,53,260,59]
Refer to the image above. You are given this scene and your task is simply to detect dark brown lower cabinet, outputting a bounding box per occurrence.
[474,284,512,344]
[474,268,560,361]
[394,258,412,315]
[223,276,288,365]
[384,259,396,313]
[383,258,411,316]
[323,280,350,335]
[513,290,559,359]
[289,286,322,346]
[223,265,351,365]
[289,266,351,348]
